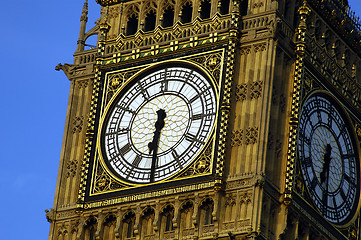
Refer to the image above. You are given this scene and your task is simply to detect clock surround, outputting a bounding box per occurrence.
[298,91,361,226]
[98,62,218,185]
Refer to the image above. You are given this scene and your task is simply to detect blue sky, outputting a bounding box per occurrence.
[0,0,360,239]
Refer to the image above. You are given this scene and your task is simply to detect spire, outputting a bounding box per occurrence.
[76,0,89,52]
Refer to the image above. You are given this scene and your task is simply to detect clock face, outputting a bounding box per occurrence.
[100,64,217,184]
[298,93,360,225]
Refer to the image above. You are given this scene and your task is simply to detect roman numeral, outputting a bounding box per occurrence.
[303,157,312,168]
[191,112,215,121]
[310,176,318,190]
[120,143,131,156]
[160,79,168,92]
[189,86,212,103]
[132,155,142,167]
[185,133,205,144]
[137,81,149,100]
[171,149,183,169]
[343,173,356,187]
[116,105,135,114]
[106,128,128,136]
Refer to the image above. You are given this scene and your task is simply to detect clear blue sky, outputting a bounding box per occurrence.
[0,0,360,239]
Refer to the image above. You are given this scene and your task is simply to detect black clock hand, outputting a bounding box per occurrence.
[148,109,167,183]
[320,144,332,184]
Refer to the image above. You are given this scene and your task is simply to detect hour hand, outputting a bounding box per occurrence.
[148,141,156,154]
[320,144,332,184]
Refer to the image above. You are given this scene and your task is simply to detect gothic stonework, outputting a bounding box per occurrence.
[72,116,84,133]
[50,0,361,239]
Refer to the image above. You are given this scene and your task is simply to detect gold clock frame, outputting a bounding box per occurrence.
[78,48,228,208]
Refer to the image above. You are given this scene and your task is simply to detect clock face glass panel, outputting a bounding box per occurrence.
[298,93,360,225]
[100,65,217,184]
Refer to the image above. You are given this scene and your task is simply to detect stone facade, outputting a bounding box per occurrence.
[48,0,361,239]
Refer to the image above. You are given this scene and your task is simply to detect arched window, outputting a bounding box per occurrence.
[162,7,175,28]
[84,217,97,240]
[141,208,155,238]
[219,0,230,14]
[103,215,116,239]
[122,212,136,239]
[144,10,156,32]
[180,201,193,229]
[200,198,214,226]
[127,14,138,35]
[200,0,211,19]
[180,2,193,24]
[161,205,175,232]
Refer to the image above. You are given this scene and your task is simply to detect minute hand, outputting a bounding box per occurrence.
[148,109,167,183]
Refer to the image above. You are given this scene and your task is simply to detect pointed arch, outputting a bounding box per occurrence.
[140,207,155,238]
[84,217,97,240]
[200,198,214,226]
[102,214,117,239]
[144,10,157,31]
[122,211,136,239]
[124,4,140,36]
[162,6,175,27]
[180,2,193,24]
[219,0,230,14]
[199,0,211,19]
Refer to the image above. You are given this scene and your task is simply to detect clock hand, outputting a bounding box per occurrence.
[148,109,167,183]
[320,144,332,184]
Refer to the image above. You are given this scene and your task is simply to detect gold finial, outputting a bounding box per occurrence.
[298,0,310,16]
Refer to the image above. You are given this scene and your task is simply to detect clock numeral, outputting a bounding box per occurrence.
[160,79,168,92]
[120,143,131,156]
[340,188,347,201]
[106,127,129,136]
[185,133,205,144]
[310,176,318,190]
[337,125,346,139]
[132,155,142,167]
[116,105,135,115]
[189,86,212,103]
[137,81,150,100]
[303,157,312,168]
[191,112,215,121]
[341,153,355,160]
[171,149,183,169]
[343,174,356,187]
[322,190,328,207]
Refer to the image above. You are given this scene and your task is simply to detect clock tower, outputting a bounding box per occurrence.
[48,0,361,239]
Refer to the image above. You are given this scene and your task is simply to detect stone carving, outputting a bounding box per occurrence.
[235,83,247,102]
[245,127,258,145]
[231,129,243,147]
[66,160,78,178]
[249,81,263,99]
[72,116,84,133]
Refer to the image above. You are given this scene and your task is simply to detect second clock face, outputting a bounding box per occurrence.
[298,93,360,225]
[100,64,217,184]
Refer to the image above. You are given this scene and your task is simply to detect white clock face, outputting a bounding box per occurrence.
[101,65,217,184]
[298,93,360,225]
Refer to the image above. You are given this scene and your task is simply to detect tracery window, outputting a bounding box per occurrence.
[84,217,97,240]
[200,198,214,226]
[161,205,175,232]
[122,212,136,239]
[102,215,116,239]
[180,2,193,23]
[127,14,139,35]
[140,208,155,238]
[219,0,230,14]
[144,10,156,32]
[162,7,175,27]
[180,201,193,229]
[200,0,211,19]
